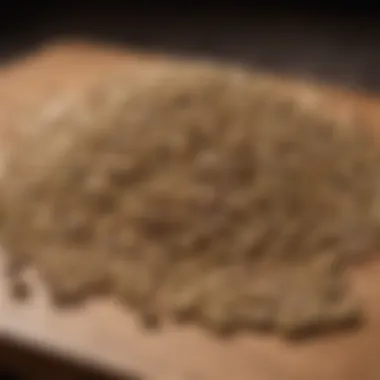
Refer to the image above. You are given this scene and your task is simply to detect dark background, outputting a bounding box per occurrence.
[0,6,379,93]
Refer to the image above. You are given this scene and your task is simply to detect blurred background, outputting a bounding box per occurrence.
[0,5,379,93]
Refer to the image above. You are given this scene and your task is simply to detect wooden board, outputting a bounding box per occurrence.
[1,40,380,380]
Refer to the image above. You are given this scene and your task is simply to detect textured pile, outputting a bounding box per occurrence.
[0,59,379,338]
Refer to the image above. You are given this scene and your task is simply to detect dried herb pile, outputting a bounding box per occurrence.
[1,59,379,338]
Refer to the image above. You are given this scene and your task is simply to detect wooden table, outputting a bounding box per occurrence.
[1,40,380,380]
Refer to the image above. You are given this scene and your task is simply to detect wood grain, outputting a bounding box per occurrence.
[1,40,380,380]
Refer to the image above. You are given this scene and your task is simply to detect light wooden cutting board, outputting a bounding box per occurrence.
[1,40,380,380]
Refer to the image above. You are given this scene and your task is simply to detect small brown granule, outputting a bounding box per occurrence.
[9,277,30,301]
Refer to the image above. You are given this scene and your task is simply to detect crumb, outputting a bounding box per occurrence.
[10,277,30,301]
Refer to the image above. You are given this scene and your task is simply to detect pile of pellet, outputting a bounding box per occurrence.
[0,58,379,338]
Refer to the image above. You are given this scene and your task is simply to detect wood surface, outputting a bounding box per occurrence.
[1,40,380,380]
